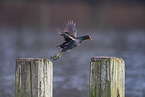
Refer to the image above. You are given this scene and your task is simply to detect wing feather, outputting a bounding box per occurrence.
[63,20,77,38]
[56,28,75,41]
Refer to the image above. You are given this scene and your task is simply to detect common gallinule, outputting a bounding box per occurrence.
[50,20,92,60]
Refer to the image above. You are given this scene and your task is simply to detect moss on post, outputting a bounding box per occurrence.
[15,58,53,97]
[90,57,125,97]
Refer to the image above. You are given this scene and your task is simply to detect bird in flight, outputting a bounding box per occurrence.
[50,20,92,60]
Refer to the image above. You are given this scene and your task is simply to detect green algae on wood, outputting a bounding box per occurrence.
[90,57,125,97]
[15,58,53,97]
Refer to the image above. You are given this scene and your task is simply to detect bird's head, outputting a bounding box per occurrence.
[77,35,92,42]
[85,35,92,40]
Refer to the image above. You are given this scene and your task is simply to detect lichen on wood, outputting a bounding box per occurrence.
[15,58,53,97]
[90,57,125,97]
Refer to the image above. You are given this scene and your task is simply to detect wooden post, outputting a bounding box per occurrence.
[90,57,125,97]
[15,58,53,97]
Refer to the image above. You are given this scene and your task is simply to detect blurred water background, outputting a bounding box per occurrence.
[0,1,145,97]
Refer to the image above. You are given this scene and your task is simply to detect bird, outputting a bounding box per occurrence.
[50,20,92,60]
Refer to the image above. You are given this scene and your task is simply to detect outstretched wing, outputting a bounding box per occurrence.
[56,28,75,41]
[63,20,77,38]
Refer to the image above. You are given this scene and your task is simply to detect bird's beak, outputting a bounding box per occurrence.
[89,36,92,40]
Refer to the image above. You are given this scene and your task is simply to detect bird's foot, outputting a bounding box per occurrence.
[52,52,62,61]
[50,50,62,61]
[50,54,57,59]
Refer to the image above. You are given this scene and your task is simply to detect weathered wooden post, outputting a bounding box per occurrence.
[15,58,53,97]
[90,57,125,97]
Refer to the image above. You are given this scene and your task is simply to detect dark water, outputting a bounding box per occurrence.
[0,27,145,97]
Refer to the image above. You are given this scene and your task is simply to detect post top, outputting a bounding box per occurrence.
[90,56,124,62]
[16,58,51,62]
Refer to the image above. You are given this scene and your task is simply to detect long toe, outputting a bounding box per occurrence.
[50,51,60,60]
[50,50,63,61]
[50,55,57,59]
[56,51,60,56]
[53,56,59,61]
[53,52,62,60]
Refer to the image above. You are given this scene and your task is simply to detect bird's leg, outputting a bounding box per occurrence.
[52,50,62,60]
[57,50,61,56]
[50,50,61,59]
[50,50,62,60]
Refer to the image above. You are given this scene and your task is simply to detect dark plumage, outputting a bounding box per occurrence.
[50,20,92,60]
